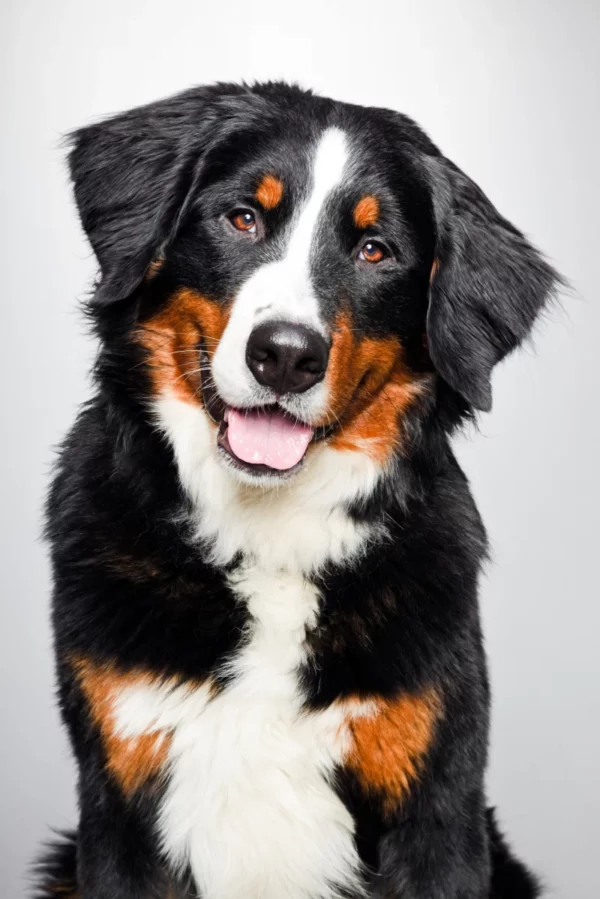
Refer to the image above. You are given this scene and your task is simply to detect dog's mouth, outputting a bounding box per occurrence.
[201,353,332,479]
[219,406,314,475]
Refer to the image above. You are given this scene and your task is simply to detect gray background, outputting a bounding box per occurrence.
[1,0,598,895]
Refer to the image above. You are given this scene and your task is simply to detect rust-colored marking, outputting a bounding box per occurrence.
[324,311,427,461]
[344,688,440,815]
[45,886,79,897]
[136,288,230,404]
[353,195,380,230]
[145,257,165,281]
[71,657,172,797]
[255,173,284,210]
[429,258,440,283]
[99,550,161,583]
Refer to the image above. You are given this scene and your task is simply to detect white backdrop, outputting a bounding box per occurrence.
[1,1,598,896]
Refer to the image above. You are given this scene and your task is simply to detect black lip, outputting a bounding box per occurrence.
[199,347,336,477]
[200,348,227,426]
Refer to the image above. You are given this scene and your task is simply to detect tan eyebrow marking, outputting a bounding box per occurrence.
[353,194,380,229]
[255,173,284,210]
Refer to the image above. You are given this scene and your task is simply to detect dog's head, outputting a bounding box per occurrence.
[69,83,558,486]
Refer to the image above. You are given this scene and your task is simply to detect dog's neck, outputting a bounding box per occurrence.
[155,392,390,576]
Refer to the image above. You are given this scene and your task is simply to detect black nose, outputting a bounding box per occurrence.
[246,321,329,395]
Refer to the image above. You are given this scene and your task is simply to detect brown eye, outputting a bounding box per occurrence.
[358,240,386,264]
[230,210,257,233]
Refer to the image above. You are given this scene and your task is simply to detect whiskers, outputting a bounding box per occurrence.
[321,401,345,437]
[172,362,215,393]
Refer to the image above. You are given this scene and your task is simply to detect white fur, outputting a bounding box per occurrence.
[212,127,349,422]
[143,143,394,898]
[155,393,383,572]
[143,391,387,897]
[113,567,368,899]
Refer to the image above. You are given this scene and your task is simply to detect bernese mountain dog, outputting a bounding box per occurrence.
[35,82,559,899]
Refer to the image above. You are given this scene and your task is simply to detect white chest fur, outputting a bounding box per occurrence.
[129,394,383,896]
[114,565,363,899]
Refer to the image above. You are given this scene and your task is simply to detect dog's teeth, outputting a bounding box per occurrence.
[224,408,230,423]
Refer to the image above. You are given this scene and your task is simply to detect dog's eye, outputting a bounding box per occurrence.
[229,210,257,233]
[358,241,387,264]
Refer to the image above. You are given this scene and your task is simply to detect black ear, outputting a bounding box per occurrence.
[423,155,561,411]
[68,85,244,305]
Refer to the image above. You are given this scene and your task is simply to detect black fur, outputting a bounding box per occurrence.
[423,155,559,410]
[32,831,77,898]
[35,82,559,898]
[487,810,542,898]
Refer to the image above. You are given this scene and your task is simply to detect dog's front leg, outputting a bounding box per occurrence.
[76,774,174,899]
[371,794,491,899]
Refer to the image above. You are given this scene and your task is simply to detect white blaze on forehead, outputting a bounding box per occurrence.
[284,126,349,274]
[211,127,349,414]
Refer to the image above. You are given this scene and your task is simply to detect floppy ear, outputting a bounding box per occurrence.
[68,86,240,305]
[423,155,560,411]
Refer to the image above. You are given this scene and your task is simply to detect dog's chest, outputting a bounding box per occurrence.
[116,565,361,899]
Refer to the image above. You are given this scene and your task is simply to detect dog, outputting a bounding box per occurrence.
[35,82,559,898]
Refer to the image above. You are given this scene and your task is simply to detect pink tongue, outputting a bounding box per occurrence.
[226,407,314,471]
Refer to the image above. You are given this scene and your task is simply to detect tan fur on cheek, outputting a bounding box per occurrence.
[325,311,426,462]
[136,288,230,404]
[343,689,440,816]
[71,657,173,796]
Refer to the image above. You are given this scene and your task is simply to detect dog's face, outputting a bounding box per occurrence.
[137,121,435,483]
[70,84,557,487]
